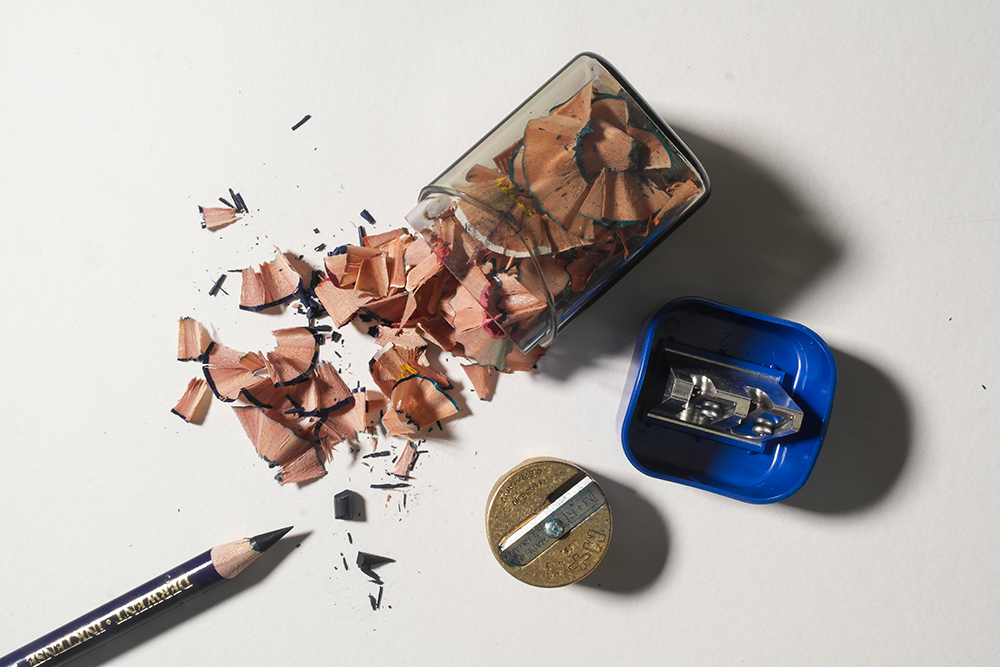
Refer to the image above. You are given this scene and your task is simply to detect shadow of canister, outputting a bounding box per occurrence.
[541,125,843,383]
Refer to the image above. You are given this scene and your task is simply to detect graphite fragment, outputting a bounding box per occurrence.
[334,489,354,520]
[356,551,394,584]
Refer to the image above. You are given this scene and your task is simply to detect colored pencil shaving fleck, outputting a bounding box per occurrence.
[209,273,228,296]
[230,189,248,214]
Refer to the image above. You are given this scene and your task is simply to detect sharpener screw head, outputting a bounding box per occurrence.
[697,400,722,420]
[544,518,566,539]
[752,417,774,436]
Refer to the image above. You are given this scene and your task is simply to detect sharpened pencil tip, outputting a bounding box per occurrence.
[249,526,294,553]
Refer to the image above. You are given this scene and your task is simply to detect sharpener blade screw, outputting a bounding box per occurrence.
[544,518,566,539]
[752,417,774,436]
[697,400,722,420]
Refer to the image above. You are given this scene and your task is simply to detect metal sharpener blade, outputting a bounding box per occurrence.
[646,347,803,451]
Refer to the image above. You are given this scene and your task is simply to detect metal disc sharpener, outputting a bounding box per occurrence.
[486,458,611,587]
[621,297,837,503]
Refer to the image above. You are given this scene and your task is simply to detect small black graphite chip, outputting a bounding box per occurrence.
[356,551,395,584]
[334,489,354,520]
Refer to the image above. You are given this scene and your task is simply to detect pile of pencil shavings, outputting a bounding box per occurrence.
[172,229,544,485]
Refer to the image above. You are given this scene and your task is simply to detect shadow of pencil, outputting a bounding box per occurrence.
[68,531,309,667]
[540,126,842,381]
[784,349,911,513]
[577,472,670,594]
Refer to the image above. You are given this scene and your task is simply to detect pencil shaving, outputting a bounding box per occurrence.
[314,278,372,327]
[263,327,321,387]
[274,447,326,485]
[232,406,314,469]
[171,377,210,422]
[388,375,459,432]
[199,205,241,231]
[202,343,271,402]
[290,362,354,417]
[314,387,371,449]
[240,249,305,311]
[369,344,452,397]
[177,317,211,361]
[462,364,497,401]
[392,441,419,478]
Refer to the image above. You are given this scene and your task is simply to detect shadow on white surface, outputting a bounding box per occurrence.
[578,472,670,594]
[784,349,911,513]
[539,126,842,382]
[64,531,309,667]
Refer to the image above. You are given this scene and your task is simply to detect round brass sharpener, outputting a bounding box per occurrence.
[486,458,611,587]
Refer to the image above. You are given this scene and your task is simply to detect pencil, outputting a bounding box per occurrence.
[0,526,293,667]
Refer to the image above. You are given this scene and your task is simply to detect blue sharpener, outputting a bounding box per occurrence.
[621,297,837,503]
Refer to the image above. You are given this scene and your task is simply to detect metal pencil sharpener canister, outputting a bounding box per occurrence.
[406,53,710,360]
[486,458,611,587]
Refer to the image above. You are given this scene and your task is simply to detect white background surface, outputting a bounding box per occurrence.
[2,2,998,665]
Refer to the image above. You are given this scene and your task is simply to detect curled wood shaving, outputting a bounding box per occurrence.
[392,441,419,478]
[199,206,241,231]
[462,364,497,401]
[177,317,211,361]
[274,447,326,485]
[264,327,321,387]
[240,249,304,311]
[232,405,314,468]
[171,377,210,422]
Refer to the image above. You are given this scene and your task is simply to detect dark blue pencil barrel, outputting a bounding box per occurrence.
[0,551,221,667]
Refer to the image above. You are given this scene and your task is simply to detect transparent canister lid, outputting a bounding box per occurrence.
[406,53,709,354]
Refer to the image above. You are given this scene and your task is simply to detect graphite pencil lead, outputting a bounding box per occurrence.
[250,526,294,553]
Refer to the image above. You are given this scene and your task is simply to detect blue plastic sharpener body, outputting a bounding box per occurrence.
[621,297,837,503]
